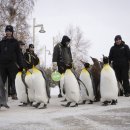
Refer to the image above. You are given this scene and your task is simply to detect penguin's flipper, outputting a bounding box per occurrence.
[39,69,51,98]
[61,102,71,107]
[71,68,89,96]
[70,103,78,107]
[62,85,65,94]
[78,80,89,96]
[38,104,47,109]
[21,72,30,103]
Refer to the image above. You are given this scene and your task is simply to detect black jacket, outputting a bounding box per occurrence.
[24,49,39,69]
[0,37,23,68]
[52,43,73,67]
[109,41,130,68]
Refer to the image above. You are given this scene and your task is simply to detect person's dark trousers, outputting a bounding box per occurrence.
[8,76,12,96]
[0,63,18,96]
[114,65,130,95]
[57,65,66,98]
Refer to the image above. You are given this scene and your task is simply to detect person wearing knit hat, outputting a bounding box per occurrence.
[24,44,39,69]
[5,25,14,32]
[0,25,24,104]
[109,35,130,97]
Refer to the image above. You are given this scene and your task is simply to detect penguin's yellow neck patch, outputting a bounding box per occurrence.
[82,68,87,72]
[61,73,65,78]
[33,67,40,73]
[66,69,72,74]
[17,72,22,76]
[103,64,110,70]
[81,68,89,75]
[26,71,31,75]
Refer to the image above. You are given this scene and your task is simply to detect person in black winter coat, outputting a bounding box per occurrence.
[8,40,26,98]
[109,35,130,97]
[24,44,39,70]
[52,35,73,98]
[0,25,24,104]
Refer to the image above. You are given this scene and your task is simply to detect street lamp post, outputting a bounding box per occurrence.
[33,18,46,45]
[45,46,51,68]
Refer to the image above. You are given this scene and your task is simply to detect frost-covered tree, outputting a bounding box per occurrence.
[0,0,35,43]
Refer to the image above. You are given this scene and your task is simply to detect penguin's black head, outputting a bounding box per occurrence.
[103,55,109,64]
[84,63,90,69]
[80,60,90,69]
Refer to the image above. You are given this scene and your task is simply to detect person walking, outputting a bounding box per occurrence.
[109,35,130,97]
[52,35,73,98]
[0,25,23,103]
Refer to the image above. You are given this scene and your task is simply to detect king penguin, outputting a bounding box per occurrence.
[31,66,49,109]
[15,72,28,104]
[79,62,95,104]
[90,57,101,101]
[100,55,118,106]
[62,65,80,107]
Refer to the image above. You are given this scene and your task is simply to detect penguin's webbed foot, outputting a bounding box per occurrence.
[60,98,67,102]
[33,103,41,108]
[29,102,33,106]
[78,100,86,105]
[102,101,109,106]
[71,103,78,107]
[18,103,28,107]
[61,102,71,107]
[111,100,117,105]
[88,100,93,104]
[39,104,47,109]
[94,98,100,102]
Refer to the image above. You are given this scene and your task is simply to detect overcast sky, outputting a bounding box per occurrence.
[31,0,130,66]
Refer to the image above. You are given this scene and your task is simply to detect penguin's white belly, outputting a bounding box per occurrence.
[25,73,35,102]
[100,67,118,102]
[80,72,95,101]
[64,72,80,103]
[15,73,27,103]
[32,72,48,104]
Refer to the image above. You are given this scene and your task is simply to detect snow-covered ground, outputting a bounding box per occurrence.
[0,86,130,130]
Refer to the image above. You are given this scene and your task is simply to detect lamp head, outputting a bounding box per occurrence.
[39,26,46,33]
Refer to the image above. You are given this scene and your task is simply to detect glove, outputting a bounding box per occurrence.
[52,62,58,71]
[72,62,75,69]
[22,68,26,74]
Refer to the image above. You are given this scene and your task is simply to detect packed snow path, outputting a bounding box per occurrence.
[0,88,130,130]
